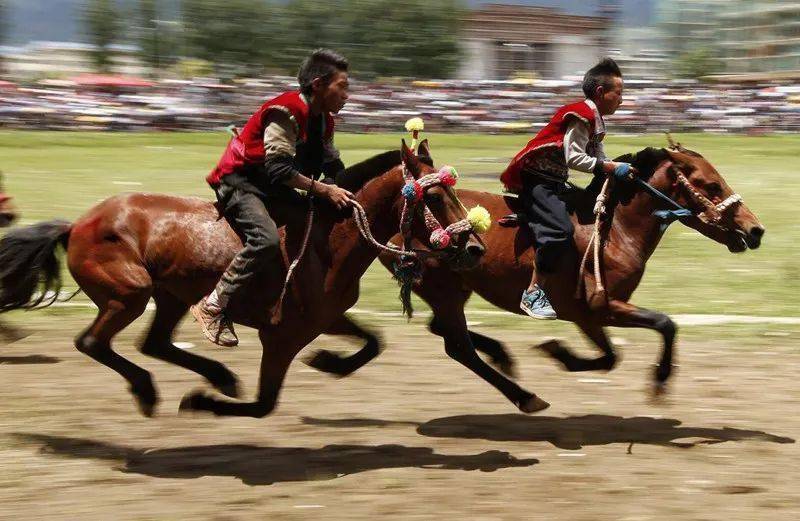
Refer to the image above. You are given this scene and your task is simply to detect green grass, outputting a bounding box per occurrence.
[1,131,798,335]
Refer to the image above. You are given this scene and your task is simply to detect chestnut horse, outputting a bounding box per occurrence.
[308,143,765,412]
[0,143,488,417]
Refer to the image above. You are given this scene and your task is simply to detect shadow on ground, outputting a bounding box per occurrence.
[302,414,796,451]
[0,355,60,365]
[13,433,537,486]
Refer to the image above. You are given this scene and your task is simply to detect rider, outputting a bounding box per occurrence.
[192,48,355,347]
[500,58,635,320]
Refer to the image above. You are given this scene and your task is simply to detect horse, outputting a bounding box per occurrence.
[307,141,765,412]
[0,142,489,417]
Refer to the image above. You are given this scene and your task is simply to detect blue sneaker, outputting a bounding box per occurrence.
[520,285,557,320]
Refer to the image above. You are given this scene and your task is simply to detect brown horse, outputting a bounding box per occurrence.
[308,142,765,411]
[0,142,488,417]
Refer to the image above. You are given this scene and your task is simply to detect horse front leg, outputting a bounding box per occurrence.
[435,307,549,413]
[180,328,304,417]
[605,300,677,393]
[304,313,383,377]
[538,318,619,373]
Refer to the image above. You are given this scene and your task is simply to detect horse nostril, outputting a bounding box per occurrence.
[750,226,765,240]
[466,244,485,258]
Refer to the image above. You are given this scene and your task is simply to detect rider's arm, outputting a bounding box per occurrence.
[563,120,600,175]
[564,120,623,176]
[262,112,303,186]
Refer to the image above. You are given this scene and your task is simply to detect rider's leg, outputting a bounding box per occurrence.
[193,187,280,347]
[519,178,574,319]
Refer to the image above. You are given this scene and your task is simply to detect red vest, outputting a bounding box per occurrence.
[206,91,335,186]
[500,100,603,192]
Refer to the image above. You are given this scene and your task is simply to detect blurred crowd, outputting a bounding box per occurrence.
[1,75,799,134]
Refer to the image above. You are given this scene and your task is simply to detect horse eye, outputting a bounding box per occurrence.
[706,182,722,196]
[424,192,443,204]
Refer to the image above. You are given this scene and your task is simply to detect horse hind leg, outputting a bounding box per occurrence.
[75,290,157,417]
[139,289,240,398]
[304,313,382,377]
[536,319,618,373]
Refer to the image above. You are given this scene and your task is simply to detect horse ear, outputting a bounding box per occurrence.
[417,139,431,157]
[417,139,434,167]
[401,139,422,178]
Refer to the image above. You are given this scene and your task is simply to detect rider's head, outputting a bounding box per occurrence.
[298,48,350,115]
[582,58,623,117]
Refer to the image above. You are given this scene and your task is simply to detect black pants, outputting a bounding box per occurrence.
[213,184,281,309]
[519,176,574,274]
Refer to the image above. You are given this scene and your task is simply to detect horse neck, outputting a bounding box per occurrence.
[608,161,677,263]
[329,167,406,276]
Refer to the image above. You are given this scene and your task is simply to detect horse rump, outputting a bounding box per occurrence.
[0,220,72,312]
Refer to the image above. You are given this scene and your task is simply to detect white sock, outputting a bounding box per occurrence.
[205,289,222,310]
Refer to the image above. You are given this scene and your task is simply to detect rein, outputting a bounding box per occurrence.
[271,160,490,322]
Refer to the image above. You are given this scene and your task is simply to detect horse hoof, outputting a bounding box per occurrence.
[135,397,158,418]
[304,350,348,377]
[651,381,669,398]
[179,390,212,413]
[518,395,550,414]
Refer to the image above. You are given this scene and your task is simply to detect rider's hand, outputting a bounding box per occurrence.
[608,162,637,181]
[320,183,355,210]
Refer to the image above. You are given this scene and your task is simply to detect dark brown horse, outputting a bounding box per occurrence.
[0,143,488,417]
[308,143,765,411]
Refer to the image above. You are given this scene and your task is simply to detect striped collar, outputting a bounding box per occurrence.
[583,99,606,135]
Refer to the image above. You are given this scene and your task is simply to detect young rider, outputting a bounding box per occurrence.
[500,58,635,319]
[192,49,355,346]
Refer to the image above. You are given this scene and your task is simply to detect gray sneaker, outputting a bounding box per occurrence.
[190,297,239,347]
[520,285,557,320]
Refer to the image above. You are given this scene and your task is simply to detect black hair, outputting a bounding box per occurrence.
[298,48,349,95]
[582,57,622,99]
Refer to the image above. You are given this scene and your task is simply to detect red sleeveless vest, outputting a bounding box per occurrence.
[500,100,602,192]
[206,91,335,186]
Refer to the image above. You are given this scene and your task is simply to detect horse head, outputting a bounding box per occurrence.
[661,141,764,253]
[399,140,487,269]
[0,172,17,228]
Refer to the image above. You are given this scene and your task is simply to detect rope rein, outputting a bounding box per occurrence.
[270,161,489,323]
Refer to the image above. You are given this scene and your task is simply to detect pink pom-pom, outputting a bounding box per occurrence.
[430,228,451,249]
[439,170,457,187]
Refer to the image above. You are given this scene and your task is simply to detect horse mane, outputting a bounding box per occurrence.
[335,149,434,193]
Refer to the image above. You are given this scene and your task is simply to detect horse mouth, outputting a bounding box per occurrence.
[726,231,748,253]
[0,212,16,228]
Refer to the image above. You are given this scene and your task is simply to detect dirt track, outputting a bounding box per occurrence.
[0,317,798,520]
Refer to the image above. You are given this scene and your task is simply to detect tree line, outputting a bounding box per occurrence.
[81,0,464,79]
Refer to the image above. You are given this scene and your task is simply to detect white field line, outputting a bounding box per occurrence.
[33,293,800,327]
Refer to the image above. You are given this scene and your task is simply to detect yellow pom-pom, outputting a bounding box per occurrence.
[467,205,492,234]
[405,117,425,132]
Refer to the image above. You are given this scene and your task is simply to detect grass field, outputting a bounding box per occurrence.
[0,131,798,342]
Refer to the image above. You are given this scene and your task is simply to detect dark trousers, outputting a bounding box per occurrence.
[519,176,574,274]
[213,184,281,309]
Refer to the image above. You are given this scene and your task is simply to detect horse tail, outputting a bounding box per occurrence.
[0,220,73,312]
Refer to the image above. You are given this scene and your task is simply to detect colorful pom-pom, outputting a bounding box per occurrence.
[430,228,451,249]
[467,205,492,234]
[439,170,457,187]
[405,117,425,132]
[438,165,459,180]
[401,181,423,202]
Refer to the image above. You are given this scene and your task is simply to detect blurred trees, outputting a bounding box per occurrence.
[82,0,121,72]
[136,0,181,74]
[177,0,465,79]
[674,48,723,79]
[0,0,7,46]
